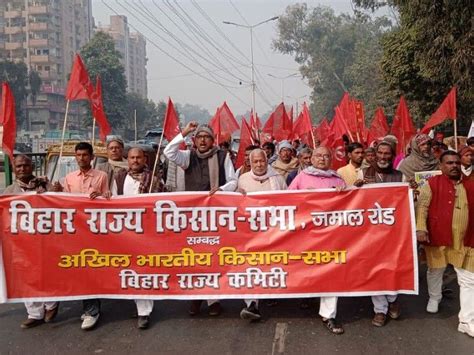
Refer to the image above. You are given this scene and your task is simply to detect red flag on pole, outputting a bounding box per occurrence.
[209,102,240,144]
[338,93,357,141]
[421,87,456,133]
[367,107,389,145]
[329,107,351,169]
[353,99,366,141]
[163,98,181,142]
[0,82,16,161]
[90,77,111,142]
[293,102,313,147]
[391,97,416,154]
[235,117,254,168]
[65,54,93,101]
[262,103,292,141]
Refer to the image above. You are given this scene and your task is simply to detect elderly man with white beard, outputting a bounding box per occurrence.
[237,149,287,320]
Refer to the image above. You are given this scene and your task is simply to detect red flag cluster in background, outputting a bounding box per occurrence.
[90,77,111,142]
[235,117,254,168]
[209,102,240,144]
[162,98,181,142]
[0,82,16,161]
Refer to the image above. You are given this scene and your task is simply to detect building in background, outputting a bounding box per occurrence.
[97,15,147,98]
[0,0,93,135]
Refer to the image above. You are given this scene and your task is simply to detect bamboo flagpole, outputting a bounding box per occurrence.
[51,99,70,182]
[454,118,458,150]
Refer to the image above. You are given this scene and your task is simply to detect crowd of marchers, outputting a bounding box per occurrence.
[3,121,473,337]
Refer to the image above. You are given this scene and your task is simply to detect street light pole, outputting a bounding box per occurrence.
[223,16,279,116]
[268,73,298,102]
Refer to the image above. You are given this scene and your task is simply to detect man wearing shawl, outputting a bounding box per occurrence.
[271,140,299,179]
[416,151,474,337]
[399,134,439,180]
[97,137,128,191]
[164,121,237,317]
[288,146,345,335]
[354,141,403,326]
[3,155,58,329]
[236,144,259,178]
[237,149,287,320]
[114,147,163,329]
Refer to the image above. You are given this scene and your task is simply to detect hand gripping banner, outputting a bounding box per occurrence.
[0,184,418,302]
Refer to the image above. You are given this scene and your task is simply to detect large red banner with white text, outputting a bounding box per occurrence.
[0,184,418,302]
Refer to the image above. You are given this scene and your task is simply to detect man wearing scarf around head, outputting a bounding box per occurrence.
[399,134,439,180]
[237,148,287,321]
[164,121,237,317]
[459,146,474,181]
[288,146,345,335]
[354,141,403,327]
[3,155,59,329]
[271,140,299,180]
[114,147,164,329]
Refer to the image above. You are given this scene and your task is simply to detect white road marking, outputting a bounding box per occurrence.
[272,322,289,355]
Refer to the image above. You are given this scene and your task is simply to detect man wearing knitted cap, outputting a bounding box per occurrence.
[164,121,237,317]
[399,134,439,180]
[459,146,473,181]
[271,140,299,179]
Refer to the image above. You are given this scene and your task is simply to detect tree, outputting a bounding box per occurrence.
[354,0,473,132]
[79,31,128,131]
[175,103,211,124]
[273,4,392,122]
[0,60,29,127]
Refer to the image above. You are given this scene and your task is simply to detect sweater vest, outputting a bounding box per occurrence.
[427,174,474,247]
[185,150,227,191]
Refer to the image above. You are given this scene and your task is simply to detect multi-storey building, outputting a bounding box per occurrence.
[98,15,147,98]
[0,0,93,133]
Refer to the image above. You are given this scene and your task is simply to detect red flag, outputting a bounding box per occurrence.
[328,107,351,169]
[262,103,292,141]
[249,110,259,142]
[65,54,93,101]
[314,118,333,146]
[338,93,357,141]
[235,117,254,168]
[292,102,314,147]
[391,97,416,154]
[1,83,16,161]
[367,107,389,145]
[163,98,181,142]
[90,77,111,142]
[421,87,456,133]
[209,102,240,144]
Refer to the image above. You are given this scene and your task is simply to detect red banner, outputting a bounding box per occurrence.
[0,185,417,302]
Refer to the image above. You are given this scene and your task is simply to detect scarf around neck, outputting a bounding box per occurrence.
[127,167,156,193]
[303,166,341,178]
[249,166,281,191]
[398,138,439,179]
[195,147,220,190]
[16,176,49,193]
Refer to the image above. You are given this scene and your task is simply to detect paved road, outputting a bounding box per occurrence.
[0,267,472,354]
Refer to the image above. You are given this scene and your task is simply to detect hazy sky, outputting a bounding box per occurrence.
[94,1,356,117]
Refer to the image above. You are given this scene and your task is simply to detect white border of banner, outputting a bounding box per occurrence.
[0,183,419,302]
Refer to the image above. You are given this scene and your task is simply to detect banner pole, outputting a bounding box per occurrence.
[52,99,70,182]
